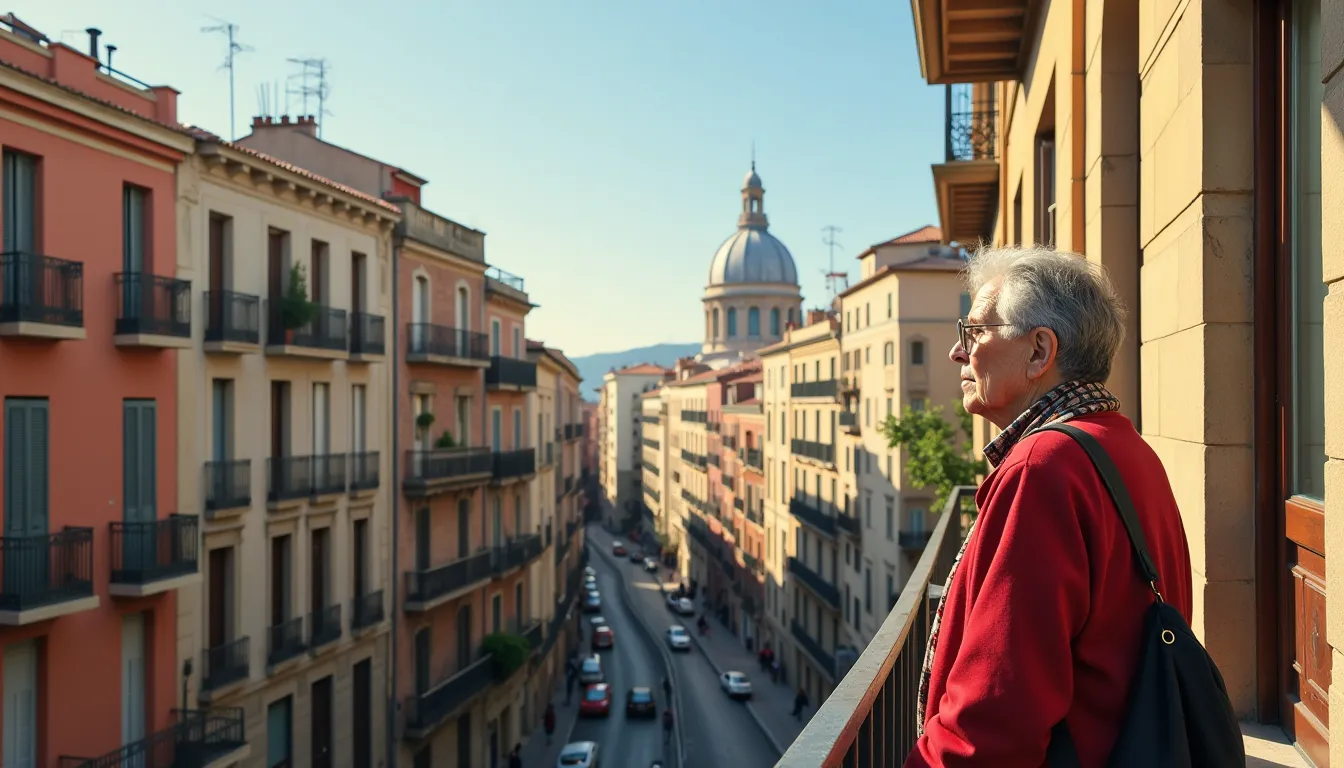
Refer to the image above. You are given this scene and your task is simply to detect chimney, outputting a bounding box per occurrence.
[293,114,317,138]
[806,309,828,326]
[280,114,290,125]
[85,28,101,61]
[105,44,116,72]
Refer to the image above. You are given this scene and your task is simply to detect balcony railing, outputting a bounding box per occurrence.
[404,654,495,737]
[791,439,835,464]
[643,438,660,450]
[792,619,837,678]
[743,447,763,471]
[203,289,260,345]
[404,549,494,609]
[109,515,199,591]
[267,616,307,666]
[57,707,247,768]
[778,486,973,766]
[114,272,191,338]
[404,447,493,494]
[837,513,862,537]
[350,450,380,491]
[406,323,490,362]
[309,604,342,648]
[202,636,250,692]
[839,410,858,430]
[792,379,839,399]
[204,459,251,511]
[899,530,935,550]
[492,448,536,482]
[946,103,999,162]
[350,311,385,356]
[266,301,348,352]
[312,453,348,495]
[788,556,841,610]
[0,251,84,330]
[352,588,384,630]
[486,356,538,389]
[499,534,544,572]
[267,456,311,502]
[681,410,708,424]
[791,498,838,537]
[0,527,95,613]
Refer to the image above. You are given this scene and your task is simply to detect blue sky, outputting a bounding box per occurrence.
[21,0,944,357]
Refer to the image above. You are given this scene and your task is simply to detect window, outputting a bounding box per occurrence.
[491,593,502,633]
[770,308,780,336]
[727,308,738,337]
[270,535,292,627]
[490,319,501,356]
[910,340,925,365]
[864,565,872,614]
[2,640,37,768]
[5,397,50,544]
[491,408,502,451]
[747,307,760,336]
[353,518,369,598]
[351,385,366,453]
[712,308,720,338]
[266,695,292,768]
[1036,131,1057,247]
[122,185,148,274]
[513,407,523,448]
[2,150,38,254]
[312,383,330,455]
[513,326,521,358]
[883,342,894,365]
[887,292,892,318]
[885,497,894,540]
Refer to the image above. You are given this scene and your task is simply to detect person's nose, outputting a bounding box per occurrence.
[950,340,968,365]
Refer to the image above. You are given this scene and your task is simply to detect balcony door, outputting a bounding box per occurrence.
[492,409,502,452]
[122,400,157,571]
[312,383,331,488]
[492,496,503,548]
[351,252,366,316]
[311,676,333,768]
[121,612,146,755]
[414,628,431,694]
[2,640,36,768]
[456,286,470,350]
[121,186,147,314]
[1,151,38,312]
[3,398,48,543]
[208,213,230,332]
[412,276,429,350]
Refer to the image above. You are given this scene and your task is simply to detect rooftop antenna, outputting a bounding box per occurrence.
[201,17,252,140]
[286,57,332,137]
[822,225,848,305]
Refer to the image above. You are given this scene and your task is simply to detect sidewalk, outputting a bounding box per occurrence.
[588,526,810,756]
[518,670,581,768]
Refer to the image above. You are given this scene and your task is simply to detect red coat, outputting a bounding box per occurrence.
[905,412,1192,768]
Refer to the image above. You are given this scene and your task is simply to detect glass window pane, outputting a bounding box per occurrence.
[1292,0,1325,500]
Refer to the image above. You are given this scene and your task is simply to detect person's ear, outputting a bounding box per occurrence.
[1024,327,1058,381]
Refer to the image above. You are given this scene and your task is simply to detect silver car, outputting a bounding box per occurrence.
[665,625,691,651]
[557,741,599,768]
[579,655,604,684]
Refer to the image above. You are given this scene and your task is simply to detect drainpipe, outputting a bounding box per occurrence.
[387,232,401,768]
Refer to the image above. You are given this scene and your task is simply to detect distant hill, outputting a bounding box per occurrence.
[572,342,701,397]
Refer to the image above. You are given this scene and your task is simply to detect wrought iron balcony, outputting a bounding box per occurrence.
[202,289,260,349]
[498,534,544,573]
[404,447,493,495]
[267,616,307,666]
[790,498,838,537]
[403,654,495,740]
[837,512,862,537]
[643,437,660,450]
[57,707,247,768]
[681,409,708,424]
[788,556,842,610]
[350,450,380,491]
[202,636,250,693]
[350,311,385,358]
[947,100,999,162]
[899,530,935,550]
[114,272,192,345]
[204,459,251,512]
[0,251,84,339]
[406,323,490,365]
[486,355,538,390]
[791,379,839,399]
[311,453,348,495]
[309,604,342,649]
[266,301,348,355]
[0,527,96,625]
[352,588,384,630]
[108,515,199,597]
[743,447,763,471]
[492,448,536,483]
[791,619,837,678]
[791,438,835,464]
[777,487,973,766]
[644,483,661,502]
[838,410,858,431]
[404,549,494,611]
[267,455,311,502]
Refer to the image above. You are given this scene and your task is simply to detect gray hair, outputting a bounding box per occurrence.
[964,245,1128,384]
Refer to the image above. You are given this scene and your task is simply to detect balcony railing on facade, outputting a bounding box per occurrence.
[204,459,251,514]
[406,323,490,366]
[838,410,859,433]
[639,414,661,425]
[899,530,935,550]
[350,451,381,491]
[57,707,248,768]
[309,604,342,649]
[499,534,545,574]
[680,448,708,470]
[707,453,721,469]
[404,447,493,496]
[707,420,721,433]
[352,588,384,631]
[267,454,350,503]
[404,549,494,612]
[777,486,973,767]
[113,272,192,347]
[946,100,999,163]
[643,437,660,450]
[788,556,842,610]
[791,498,838,537]
[564,423,585,441]
[349,311,385,359]
[202,289,260,351]
[742,447,764,472]
[267,615,307,667]
[0,251,85,340]
[492,448,536,483]
[792,379,839,399]
[791,439,835,465]
[837,512,862,537]
[681,410,708,424]
[108,515,199,598]
[265,302,348,357]
[0,526,96,626]
[644,483,661,503]
[403,654,496,740]
[792,619,838,679]
[201,636,250,695]
[486,356,538,390]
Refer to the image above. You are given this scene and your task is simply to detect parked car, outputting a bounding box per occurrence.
[625,686,657,718]
[579,655,604,684]
[612,541,627,556]
[583,573,597,586]
[588,615,607,628]
[557,741,599,768]
[580,683,612,717]
[582,592,602,613]
[628,549,644,563]
[665,625,691,651]
[593,625,615,650]
[584,566,597,578]
[667,595,694,615]
[643,557,659,572]
[719,671,753,700]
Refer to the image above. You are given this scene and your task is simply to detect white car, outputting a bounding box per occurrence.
[720,670,753,699]
[579,655,604,684]
[666,625,691,651]
[588,615,607,628]
[668,596,694,616]
[584,566,596,578]
[557,740,599,768]
[643,557,659,572]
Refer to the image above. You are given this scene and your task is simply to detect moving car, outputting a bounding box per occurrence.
[612,541,627,556]
[666,595,694,615]
[557,741,599,768]
[625,686,657,718]
[583,573,597,586]
[580,683,612,717]
[628,549,644,563]
[588,615,607,628]
[719,671,753,700]
[584,566,597,578]
[582,592,602,613]
[643,557,659,572]
[593,625,614,649]
[665,625,691,651]
[579,655,604,684]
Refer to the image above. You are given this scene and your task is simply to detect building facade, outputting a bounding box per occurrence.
[597,364,670,529]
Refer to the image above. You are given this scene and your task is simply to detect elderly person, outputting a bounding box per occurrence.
[905,247,1192,768]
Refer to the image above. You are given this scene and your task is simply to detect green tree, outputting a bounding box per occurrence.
[879,401,987,513]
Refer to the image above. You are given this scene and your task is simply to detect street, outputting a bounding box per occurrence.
[587,528,780,768]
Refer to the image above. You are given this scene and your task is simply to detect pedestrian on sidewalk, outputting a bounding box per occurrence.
[662,675,672,701]
[792,687,809,721]
[662,707,675,746]
[543,703,556,745]
[508,744,522,768]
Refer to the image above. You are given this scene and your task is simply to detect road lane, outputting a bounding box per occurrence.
[588,530,780,768]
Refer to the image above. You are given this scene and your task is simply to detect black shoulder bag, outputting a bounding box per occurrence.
[1037,424,1245,768]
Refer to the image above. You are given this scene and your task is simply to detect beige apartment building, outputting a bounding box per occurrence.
[904,0,1337,763]
[176,130,399,767]
[598,364,670,528]
[662,368,714,586]
[640,389,671,539]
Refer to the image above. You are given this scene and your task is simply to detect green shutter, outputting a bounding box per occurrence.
[4,399,48,538]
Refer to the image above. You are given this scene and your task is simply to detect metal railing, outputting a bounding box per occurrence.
[839,410,858,429]
[404,446,493,490]
[109,515,199,586]
[681,410,708,424]
[352,588,384,629]
[202,289,259,345]
[788,556,842,609]
[114,272,191,337]
[309,604,342,648]
[311,453,348,495]
[204,459,251,511]
[643,438,660,450]
[350,311,385,355]
[0,251,84,328]
[405,550,493,606]
[946,90,998,163]
[0,527,95,611]
[266,301,348,351]
[792,379,839,398]
[404,654,495,735]
[349,450,380,491]
[791,439,835,464]
[486,356,538,388]
[791,498,838,537]
[743,447,763,471]
[778,486,974,766]
[58,707,247,768]
[202,636,250,692]
[267,616,307,666]
[492,448,536,481]
[406,323,489,361]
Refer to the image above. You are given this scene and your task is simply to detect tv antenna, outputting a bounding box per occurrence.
[286,57,333,137]
[821,225,848,305]
[201,17,252,140]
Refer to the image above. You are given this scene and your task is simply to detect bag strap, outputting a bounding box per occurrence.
[1035,423,1163,597]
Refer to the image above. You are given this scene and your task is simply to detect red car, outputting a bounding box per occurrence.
[579,683,612,717]
[612,542,627,556]
[593,625,614,649]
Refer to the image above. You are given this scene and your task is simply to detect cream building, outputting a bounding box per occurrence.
[598,364,670,528]
[176,132,398,767]
[639,389,671,539]
[663,368,715,586]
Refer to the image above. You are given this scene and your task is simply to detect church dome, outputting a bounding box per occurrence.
[706,164,798,286]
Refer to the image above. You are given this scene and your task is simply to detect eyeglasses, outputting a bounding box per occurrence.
[957,318,1011,352]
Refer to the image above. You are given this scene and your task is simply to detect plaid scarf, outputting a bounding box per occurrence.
[914,380,1121,737]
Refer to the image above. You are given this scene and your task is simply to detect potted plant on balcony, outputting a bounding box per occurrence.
[279,262,319,343]
[415,412,436,445]
[480,632,532,680]
[436,430,456,449]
